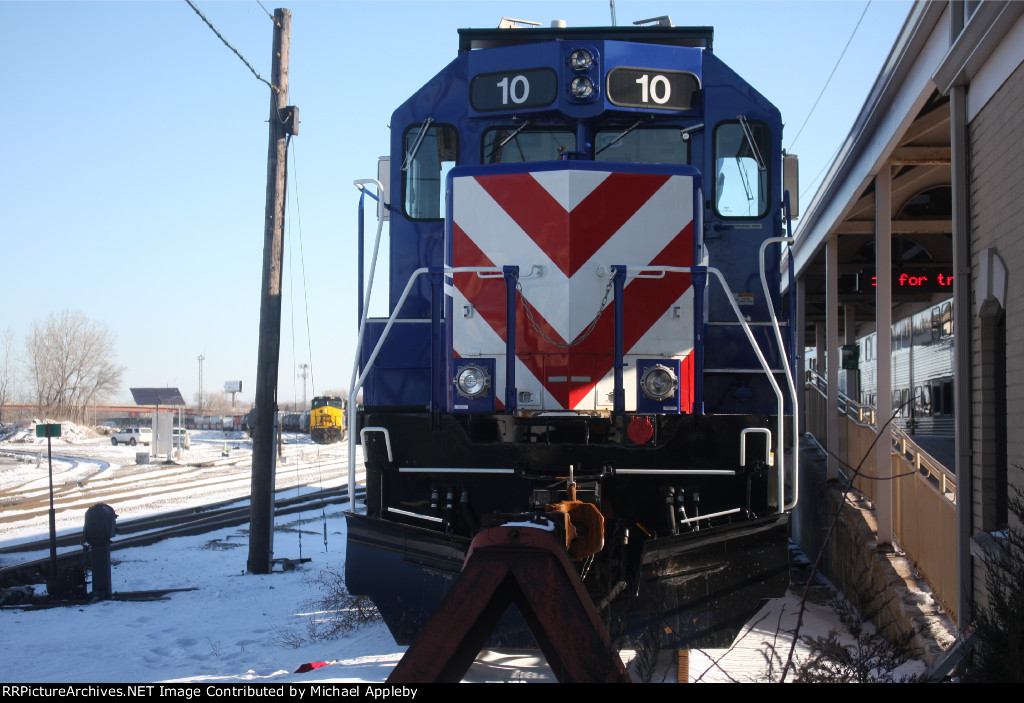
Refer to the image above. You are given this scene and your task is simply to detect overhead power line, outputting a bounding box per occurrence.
[184,0,279,93]
[787,0,872,152]
[256,1,276,22]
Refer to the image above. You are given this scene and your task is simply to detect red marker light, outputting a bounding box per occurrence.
[627,416,655,444]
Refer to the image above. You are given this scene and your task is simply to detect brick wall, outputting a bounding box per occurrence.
[968,57,1024,606]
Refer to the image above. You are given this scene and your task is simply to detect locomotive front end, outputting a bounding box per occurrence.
[347,22,796,650]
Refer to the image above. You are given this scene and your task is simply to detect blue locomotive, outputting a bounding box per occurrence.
[347,20,799,649]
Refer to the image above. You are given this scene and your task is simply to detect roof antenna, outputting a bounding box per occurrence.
[634,16,674,27]
[609,0,617,26]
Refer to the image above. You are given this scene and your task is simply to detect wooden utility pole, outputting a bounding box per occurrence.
[248,7,295,575]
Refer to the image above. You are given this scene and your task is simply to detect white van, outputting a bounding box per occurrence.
[172,427,191,449]
[111,427,152,446]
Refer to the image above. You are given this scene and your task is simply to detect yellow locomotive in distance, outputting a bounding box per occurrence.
[310,395,346,444]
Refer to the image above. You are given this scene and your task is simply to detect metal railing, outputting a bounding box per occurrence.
[804,370,955,506]
[804,369,957,621]
[348,177,799,519]
[625,263,799,514]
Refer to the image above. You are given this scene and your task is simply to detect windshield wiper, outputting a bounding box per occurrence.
[486,120,533,161]
[679,123,704,141]
[737,114,766,172]
[595,118,646,155]
[401,117,435,172]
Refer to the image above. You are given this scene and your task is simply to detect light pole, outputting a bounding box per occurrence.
[298,362,309,409]
[197,354,205,413]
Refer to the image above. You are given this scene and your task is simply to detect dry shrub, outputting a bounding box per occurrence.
[271,566,381,648]
[970,487,1024,682]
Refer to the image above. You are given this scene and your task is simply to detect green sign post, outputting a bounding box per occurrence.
[36,423,61,591]
[35,423,61,438]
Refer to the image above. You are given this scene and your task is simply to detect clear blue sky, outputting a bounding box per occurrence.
[2,0,911,409]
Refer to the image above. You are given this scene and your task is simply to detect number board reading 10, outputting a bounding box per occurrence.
[606,68,700,111]
[470,69,559,111]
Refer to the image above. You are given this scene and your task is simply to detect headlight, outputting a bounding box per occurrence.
[454,364,491,399]
[570,49,594,71]
[640,364,678,401]
[570,76,595,99]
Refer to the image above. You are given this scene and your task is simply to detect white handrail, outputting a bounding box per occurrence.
[348,179,386,511]
[759,237,800,510]
[347,264,505,513]
[741,427,772,467]
[359,427,393,462]
[621,265,789,514]
[348,248,797,518]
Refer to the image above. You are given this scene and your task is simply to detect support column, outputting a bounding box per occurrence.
[796,277,807,435]
[826,234,840,481]
[875,166,893,547]
[814,321,825,377]
[815,320,826,443]
[950,36,972,629]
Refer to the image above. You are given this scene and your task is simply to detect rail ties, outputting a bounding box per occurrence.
[0,485,364,589]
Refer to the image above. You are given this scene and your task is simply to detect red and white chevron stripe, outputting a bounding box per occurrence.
[449,167,695,411]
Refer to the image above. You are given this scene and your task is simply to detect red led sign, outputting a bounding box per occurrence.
[869,270,954,290]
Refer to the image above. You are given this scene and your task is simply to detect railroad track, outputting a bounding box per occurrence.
[0,443,350,529]
[0,434,365,588]
[0,483,364,588]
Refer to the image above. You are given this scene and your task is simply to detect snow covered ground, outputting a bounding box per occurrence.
[3,507,871,684]
[0,420,344,547]
[0,421,926,683]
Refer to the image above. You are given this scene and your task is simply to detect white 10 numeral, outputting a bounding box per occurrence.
[497,75,530,105]
[634,74,671,104]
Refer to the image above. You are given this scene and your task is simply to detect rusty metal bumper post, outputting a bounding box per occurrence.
[387,522,631,683]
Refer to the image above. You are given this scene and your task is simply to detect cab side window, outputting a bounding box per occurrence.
[713,120,769,218]
[403,123,458,220]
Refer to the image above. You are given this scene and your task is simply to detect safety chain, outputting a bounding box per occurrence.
[518,270,616,348]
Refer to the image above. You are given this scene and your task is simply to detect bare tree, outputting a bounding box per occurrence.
[24,310,124,422]
[193,391,212,414]
[0,328,16,424]
[205,391,234,414]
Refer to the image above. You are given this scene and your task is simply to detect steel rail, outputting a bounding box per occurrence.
[0,485,363,588]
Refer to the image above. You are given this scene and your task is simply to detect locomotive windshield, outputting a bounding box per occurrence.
[594,126,690,164]
[482,126,575,163]
[481,125,691,164]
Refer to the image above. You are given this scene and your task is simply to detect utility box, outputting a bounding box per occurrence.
[153,412,173,456]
